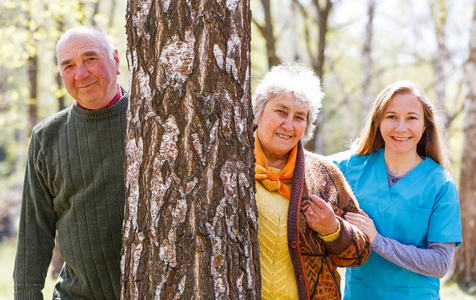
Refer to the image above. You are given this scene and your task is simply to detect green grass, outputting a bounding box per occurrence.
[1,239,475,299]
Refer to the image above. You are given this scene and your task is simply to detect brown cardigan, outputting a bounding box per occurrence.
[288,141,371,300]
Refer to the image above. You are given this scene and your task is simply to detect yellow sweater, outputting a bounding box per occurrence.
[256,179,299,300]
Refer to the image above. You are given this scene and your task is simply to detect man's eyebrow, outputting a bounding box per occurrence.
[60,51,101,66]
[60,59,72,67]
[83,51,100,57]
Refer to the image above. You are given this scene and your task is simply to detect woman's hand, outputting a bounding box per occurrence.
[305,195,338,236]
[346,210,377,243]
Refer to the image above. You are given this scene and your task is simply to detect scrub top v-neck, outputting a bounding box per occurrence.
[332,148,462,300]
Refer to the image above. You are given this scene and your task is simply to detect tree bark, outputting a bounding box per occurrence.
[122,0,260,299]
[453,0,476,289]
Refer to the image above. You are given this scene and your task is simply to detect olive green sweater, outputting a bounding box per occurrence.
[14,90,128,299]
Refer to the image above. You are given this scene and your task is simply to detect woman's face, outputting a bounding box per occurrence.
[379,93,426,158]
[257,93,308,164]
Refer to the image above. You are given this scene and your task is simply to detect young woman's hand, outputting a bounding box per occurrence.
[346,210,377,243]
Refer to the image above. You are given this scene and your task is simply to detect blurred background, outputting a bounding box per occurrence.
[0,0,475,298]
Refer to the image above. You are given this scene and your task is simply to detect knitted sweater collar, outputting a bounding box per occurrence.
[72,86,129,120]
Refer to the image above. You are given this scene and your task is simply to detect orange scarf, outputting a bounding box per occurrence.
[254,132,297,199]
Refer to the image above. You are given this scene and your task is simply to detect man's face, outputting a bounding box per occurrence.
[58,34,120,110]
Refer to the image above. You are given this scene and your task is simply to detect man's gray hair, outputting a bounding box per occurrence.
[56,26,115,66]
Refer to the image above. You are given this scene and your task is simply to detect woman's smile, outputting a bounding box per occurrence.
[256,92,308,169]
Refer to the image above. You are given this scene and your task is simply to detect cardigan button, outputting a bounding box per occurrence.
[298,275,304,281]
[291,241,298,248]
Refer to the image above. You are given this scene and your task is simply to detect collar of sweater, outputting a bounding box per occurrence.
[72,87,129,120]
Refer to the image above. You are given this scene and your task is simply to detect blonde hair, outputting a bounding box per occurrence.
[353,80,452,173]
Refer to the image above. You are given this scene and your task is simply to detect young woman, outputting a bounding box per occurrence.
[332,81,462,299]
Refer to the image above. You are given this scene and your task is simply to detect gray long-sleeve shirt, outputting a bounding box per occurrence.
[371,234,455,278]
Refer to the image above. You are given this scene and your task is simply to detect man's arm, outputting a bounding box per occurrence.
[13,133,56,300]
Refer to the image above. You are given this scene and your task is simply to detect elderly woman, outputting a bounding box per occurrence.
[253,63,370,300]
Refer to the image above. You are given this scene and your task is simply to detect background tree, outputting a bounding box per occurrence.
[121,0,260,298]
[253,0,281,68]
[453,0,476,290]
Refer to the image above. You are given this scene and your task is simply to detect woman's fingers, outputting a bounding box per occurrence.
[346,211,377,243]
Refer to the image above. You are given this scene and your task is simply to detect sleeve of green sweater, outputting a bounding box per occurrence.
[14,129,57,300]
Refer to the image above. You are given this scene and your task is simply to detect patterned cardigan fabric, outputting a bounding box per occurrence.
[287,141,371,300]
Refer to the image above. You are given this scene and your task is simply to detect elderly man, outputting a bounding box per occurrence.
[14,26,128,299]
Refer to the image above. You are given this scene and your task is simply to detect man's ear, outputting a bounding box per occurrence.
[113,49,120,75]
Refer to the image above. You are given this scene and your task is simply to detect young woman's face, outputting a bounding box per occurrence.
[379,93,426,158]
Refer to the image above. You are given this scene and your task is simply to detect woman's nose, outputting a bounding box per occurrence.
[281,116,293,130]
[395,120,407,132]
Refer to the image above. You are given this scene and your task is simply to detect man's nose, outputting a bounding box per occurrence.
[75,63,89,80]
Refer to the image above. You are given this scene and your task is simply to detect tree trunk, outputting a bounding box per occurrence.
[453,0,476,289]
[108,0,117,31]
[121,0,260,299]
[361,0,375,121]
[55,19,66,111]
[261,0,280,68]
[290,0,300,61]
[314,0,332,78]
[430,0,449,127]
[304,0,333,153]
[24,0,38,134]
[27,54,38,134]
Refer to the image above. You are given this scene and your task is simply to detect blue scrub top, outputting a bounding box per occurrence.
[331,149,462,300]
